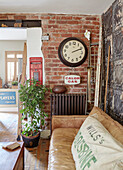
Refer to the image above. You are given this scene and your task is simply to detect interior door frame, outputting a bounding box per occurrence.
[5,51,23,84]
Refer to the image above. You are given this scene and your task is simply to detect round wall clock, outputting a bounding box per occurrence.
[58,37,88,67]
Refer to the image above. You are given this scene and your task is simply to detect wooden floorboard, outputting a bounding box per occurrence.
[0,113,17,142]
[0,112,50,170]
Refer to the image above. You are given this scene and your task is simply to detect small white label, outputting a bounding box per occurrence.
[64,75,80,85]
[41,35,49,41]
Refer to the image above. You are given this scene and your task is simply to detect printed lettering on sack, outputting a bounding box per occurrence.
[73,131,97,170]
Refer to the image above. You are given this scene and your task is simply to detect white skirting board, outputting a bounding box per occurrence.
[0,107,18,113]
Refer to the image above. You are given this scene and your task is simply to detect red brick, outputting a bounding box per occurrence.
[52,68,63,71]
[58,80,64,84]
[74,68,85,71]
[62,67,73,71]
[40,16,50,20]
[52,33,61,37]
[27,15,39,19]
[81,89,87,92]
[75,84,87,88]
[48,25,59,28]
[57,72,67,76]
[92,39,99,43]
[47,46,55,50]
[61,34,72,37]
[48,81,58,84]
[49,42,60,47]
[86,17,97,20]
[48,50,58,54]
[45,68,52,71]
[92,21,100,25]
[52,59,60,62]
[45,76,51,79]
[72,16,82,20]
[56,21,67,24]
[49,20,56,24]
[83,25,95,29]
[48,63,58,67]
[72,34,83,37]
[45,59,52,62]
[67,29,79,33]
[71,89,82,93]
[61,16,72,20]
[83,21,92,24]
[14,16,26,20]
[51,16,61,20]
[92,30,100,34]
[51,76,62,80]
[67,21,79,24]
[47,55,56,58]
[42,41,49,46]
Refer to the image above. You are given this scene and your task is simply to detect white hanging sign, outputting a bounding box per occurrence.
[84,29,91,40]
[64,75,80,85]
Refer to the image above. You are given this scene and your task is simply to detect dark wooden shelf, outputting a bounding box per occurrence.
[0,20,41,28]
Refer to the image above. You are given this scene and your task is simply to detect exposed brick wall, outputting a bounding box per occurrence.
[0,13,100,127]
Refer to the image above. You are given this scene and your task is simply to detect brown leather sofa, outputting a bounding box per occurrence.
[48,107,123,170]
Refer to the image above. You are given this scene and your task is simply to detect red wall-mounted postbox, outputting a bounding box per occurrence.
[30,57,43,84]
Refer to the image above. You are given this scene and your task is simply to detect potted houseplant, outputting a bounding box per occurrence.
[12,81,18,89]
[19,79,50,148]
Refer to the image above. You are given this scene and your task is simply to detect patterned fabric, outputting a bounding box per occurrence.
[71,115,123,170]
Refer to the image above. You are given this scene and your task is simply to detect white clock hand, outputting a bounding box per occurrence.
[72,48,82,53]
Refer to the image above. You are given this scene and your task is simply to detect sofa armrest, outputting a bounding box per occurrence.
[52,115,88,132]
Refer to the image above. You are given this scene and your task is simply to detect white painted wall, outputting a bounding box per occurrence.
[27,28,45,84]
[0,40,25,85]
[0,28,27,40]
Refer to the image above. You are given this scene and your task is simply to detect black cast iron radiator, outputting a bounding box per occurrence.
[50,93,86,116]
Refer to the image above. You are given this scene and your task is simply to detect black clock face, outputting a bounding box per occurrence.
[58,37,88,67]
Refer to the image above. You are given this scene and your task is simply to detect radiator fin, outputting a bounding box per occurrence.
[51,94,86,115]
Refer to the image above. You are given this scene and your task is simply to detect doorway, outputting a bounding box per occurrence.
[5,51,23,85]
[0,40,25,113]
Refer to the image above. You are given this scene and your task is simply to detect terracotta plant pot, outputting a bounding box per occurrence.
[21,132,40,148]
[52,85,67,94]
[12,85,18,89]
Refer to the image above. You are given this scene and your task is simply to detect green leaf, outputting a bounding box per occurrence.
[19,78,51,136]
